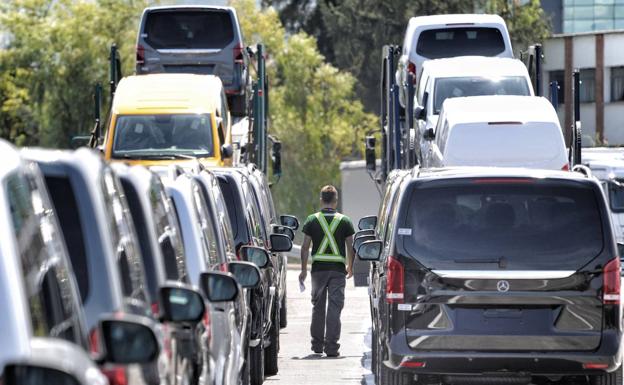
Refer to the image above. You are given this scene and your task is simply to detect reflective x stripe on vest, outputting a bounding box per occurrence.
[312,212,345,264]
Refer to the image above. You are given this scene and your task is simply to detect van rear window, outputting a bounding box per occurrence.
[401,179,605,270]
[416,27,506,59]
[144,10,234,50]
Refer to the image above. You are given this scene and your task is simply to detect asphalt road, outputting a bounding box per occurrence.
[268,266,374,385]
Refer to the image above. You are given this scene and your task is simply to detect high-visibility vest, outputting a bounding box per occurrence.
[312,212,345,264]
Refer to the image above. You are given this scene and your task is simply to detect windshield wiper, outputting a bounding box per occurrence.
[118,153,199,160]
[454,257,508,268]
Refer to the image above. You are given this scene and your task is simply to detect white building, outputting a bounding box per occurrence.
[542,30,624,146]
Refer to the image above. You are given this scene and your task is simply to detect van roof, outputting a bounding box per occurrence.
[144,5,235,12]
[421,56,529,78]
[0,140,22,180]
[112,74,223,115]
[407,14,506,29]
[440,96,559,127]
[413,166,589,182]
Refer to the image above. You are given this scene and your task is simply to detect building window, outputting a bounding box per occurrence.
[549,70,565,104]
[611,67,624,102]
[579,68,595,103]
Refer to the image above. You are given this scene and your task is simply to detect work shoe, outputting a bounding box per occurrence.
[312,347,323,354]
[325,351,340,358]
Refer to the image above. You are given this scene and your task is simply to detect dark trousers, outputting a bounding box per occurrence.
[310,270,346,354]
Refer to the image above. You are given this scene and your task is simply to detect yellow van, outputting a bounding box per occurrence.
[103,73,233,167]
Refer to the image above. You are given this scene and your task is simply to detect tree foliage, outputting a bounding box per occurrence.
[0,0,147,147]
[266,0,551,112]
[232,0,377,220]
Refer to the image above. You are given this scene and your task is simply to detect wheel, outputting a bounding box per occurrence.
[371,326,378,378]
[228,94,248,117]
[591,364,623,385]
[241,343,251,385]
[264,306,280,376]
[249,338,264,385]
[279,291,287,329]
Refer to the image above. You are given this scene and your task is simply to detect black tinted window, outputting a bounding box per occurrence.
[402,179,604,270]
[609,180,624,213]
[218,176,239,239]
[45,177,90,302]
[145,10,234,49]
[416,27,505,59]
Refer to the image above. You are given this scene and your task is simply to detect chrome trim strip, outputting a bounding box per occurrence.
[157,49,221,54]
[431,270,576,279]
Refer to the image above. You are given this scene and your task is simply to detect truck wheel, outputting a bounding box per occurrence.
[279,291,287,329]
[591,364,623,385]
[228,94,248,117]
[264,307,280,375]
[249,338,264,385]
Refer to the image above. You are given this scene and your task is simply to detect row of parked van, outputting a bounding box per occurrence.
[355,13,624,385]
[0,140,298,385]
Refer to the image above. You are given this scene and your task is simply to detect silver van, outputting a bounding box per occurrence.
[136,5,250,116]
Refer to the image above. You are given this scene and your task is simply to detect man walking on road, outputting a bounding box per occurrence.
[299,185,355,357]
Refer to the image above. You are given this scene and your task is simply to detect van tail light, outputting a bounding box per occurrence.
[89,327,101,355]
[102,367,128,385]
[583,363,609,369]
[136,44,145,65]
[151,301,159,317]
[386,256,405,303]
[603,258,621,304]
[407,61,417,82]
[562,163,570,171]
[234,43,244,64]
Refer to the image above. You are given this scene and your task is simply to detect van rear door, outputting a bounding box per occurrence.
[139,8,237,85]
[395,178,612,352]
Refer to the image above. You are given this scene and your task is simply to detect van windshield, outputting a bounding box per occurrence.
[401,179,604,270]
[416,27,506,59]
[113,114,214,159]
[434,76,530,113]
[144,10,234,50]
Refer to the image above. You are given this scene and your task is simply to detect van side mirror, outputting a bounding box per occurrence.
[4,364,82,385]
[365,135,376,172]
[353,235,375,252]
[358,215,377,230]
[272,225,295,241]
[423,128,435,141]
[96,316,159,365]
[228,261,262,289]
[239,246,270,268]
[200,271,240,302]
[280,214,299,230]
[221,144,233,159]
[270,233,292,252]
[158,285,205,323]
[357,240,383,262]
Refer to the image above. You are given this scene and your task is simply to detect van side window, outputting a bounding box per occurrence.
[192,184,220,266]
[161,190,187,282]
[102,170,147,303]
[221,90,230,132]
[6,172,49,337]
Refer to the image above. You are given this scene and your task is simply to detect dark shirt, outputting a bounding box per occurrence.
[302,208,355,274]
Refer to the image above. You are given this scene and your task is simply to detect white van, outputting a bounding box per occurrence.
[421,96,569,171]
[396,14,513,107]
[415,56,533,163]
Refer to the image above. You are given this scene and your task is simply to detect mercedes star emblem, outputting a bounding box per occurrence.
[497,280,510,292]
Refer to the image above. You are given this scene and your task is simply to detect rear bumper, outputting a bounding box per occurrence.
[386,329,623,376]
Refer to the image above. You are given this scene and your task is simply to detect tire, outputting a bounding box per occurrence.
[249,339,264,385]
[279,291,287,329]
[228,94,248,117]
[371,326,378,379]
[241,343,251,385]
[591,364,623,385]
[264,306,280,376]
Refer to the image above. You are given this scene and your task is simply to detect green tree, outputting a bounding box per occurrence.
[0,0,147,147]
[266,0,551,112]
[232,0,377,220]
